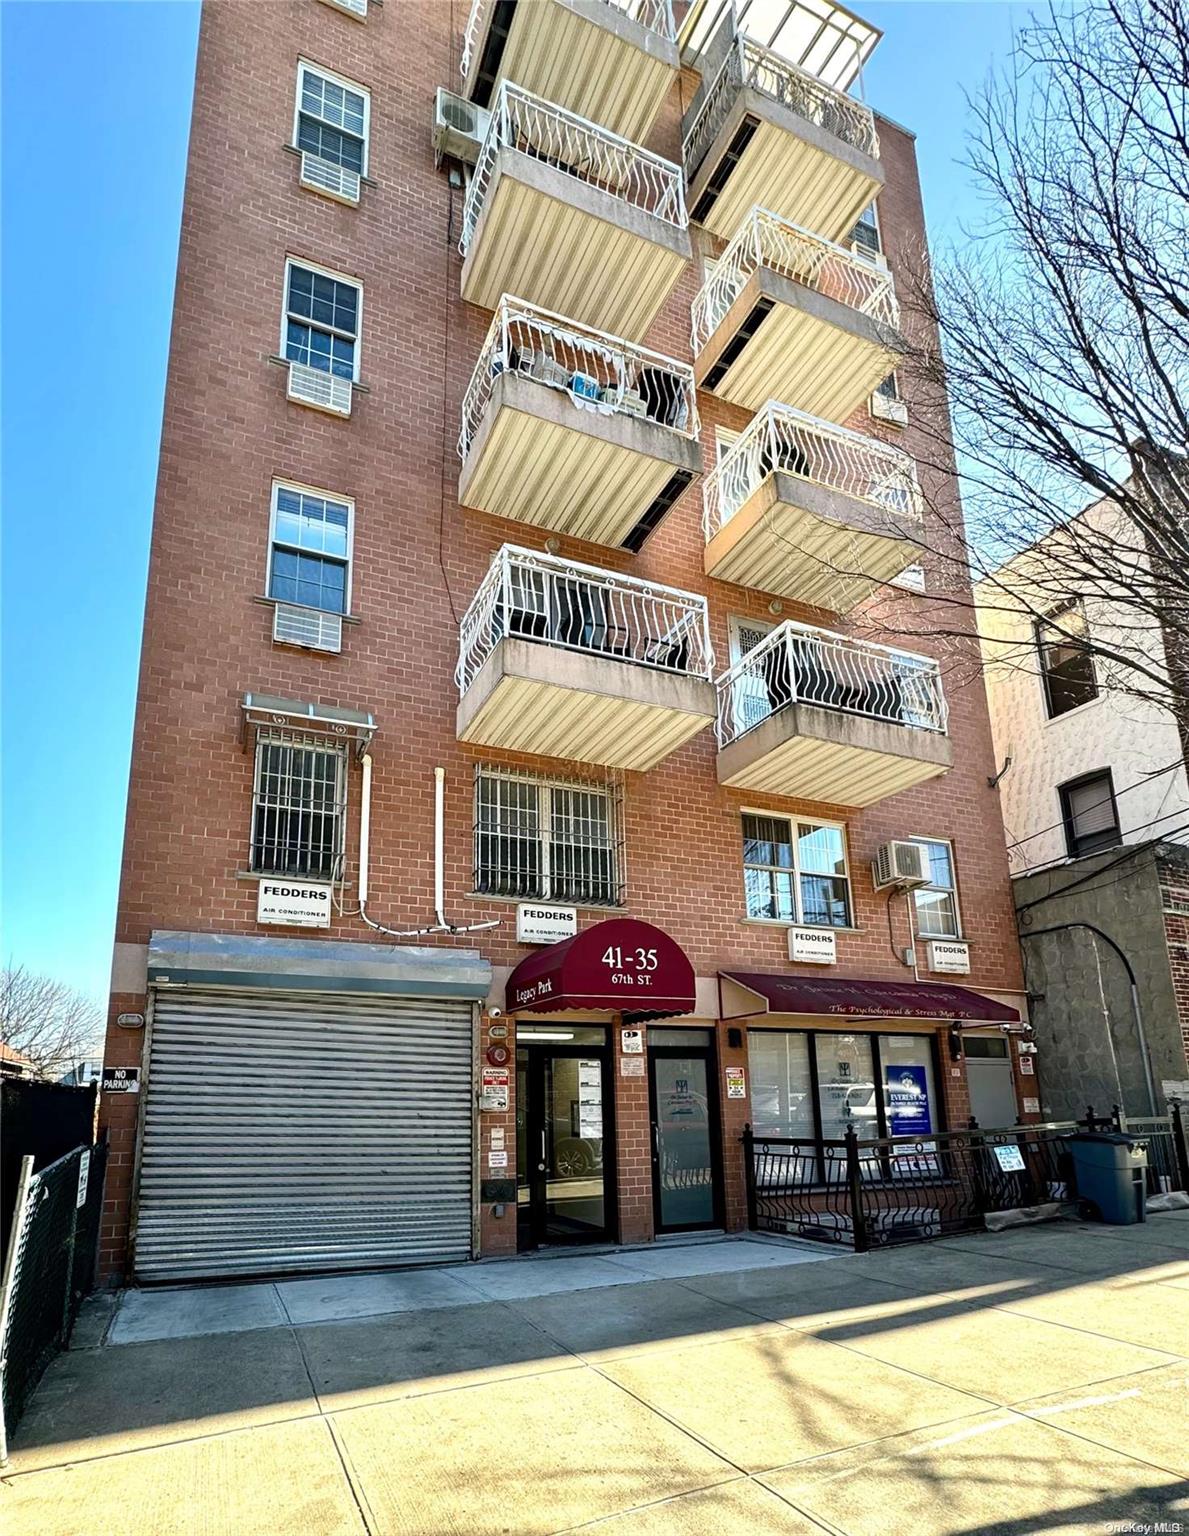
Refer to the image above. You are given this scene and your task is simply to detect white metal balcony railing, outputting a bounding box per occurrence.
[456,545,715,692]
[462,0,679,76]
[459,296,699,459]
[684,35,879,176]
[703,402,922,542]
[460,82,688,253]
[715,621,947,750]
[691,207,899,352]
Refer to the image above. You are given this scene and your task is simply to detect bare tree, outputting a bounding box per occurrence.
[1,968,105,1081]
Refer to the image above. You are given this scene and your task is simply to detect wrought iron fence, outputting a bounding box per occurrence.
[462,0,678,77]
[715,619,947,749]
[460,296,699,460]
[461,82,687,254]
[692,207,900,351]
[684,34,879,177]
[703,402,922,543]
[0,1141,107,1457]
[456,544,715,692]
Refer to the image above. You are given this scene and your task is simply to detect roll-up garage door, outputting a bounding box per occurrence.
[134,987,474,1282]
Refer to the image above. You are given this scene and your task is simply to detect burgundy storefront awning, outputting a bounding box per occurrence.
[720,971,1019,1023]
[507,919,696,1021]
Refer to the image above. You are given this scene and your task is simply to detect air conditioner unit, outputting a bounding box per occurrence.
[319,0,368,17]
[851,241,889,271]
[872,840,930,892]
[273,604,344,654]
[870,391,909,426]
[287,360,353,417]
[433,88,490,168]
[299,151,361,205]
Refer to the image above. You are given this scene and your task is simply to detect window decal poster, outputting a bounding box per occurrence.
[886,1065,932,1136]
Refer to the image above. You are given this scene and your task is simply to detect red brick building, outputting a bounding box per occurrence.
[100,0,1030,1284]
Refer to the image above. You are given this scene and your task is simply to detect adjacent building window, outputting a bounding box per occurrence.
[875,372,899,403]
[295,62,369,176]
[250,734,346,879]
[850,201,881,257]
[473,767,623,906]
[1036,601,1097,718]
[910,837,960,938]
[1059,769,1121,858]
[268,482,352,614]
[742,814,851,927]
[283,260,361,381]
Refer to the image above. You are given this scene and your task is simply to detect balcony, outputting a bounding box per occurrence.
[460,0,679,142]
[684,36,882,243]
[703,403,923,612]
[715,621,951,807]
[459,298,701,551]
[460,83,691,343]
[456,546,716,770]
[692,208,904,420]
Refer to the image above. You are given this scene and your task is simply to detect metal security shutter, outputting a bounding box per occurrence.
[134,988,474,1282]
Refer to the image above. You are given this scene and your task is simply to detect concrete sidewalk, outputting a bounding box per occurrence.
[3,1218,1188,1535]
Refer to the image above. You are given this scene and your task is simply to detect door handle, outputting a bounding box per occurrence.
[539,1128,546,1172]
[651,1121,660,1165]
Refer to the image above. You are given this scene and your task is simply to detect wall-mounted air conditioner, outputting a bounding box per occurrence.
[300,152,361,206]
[287,360,353,417]
[273,604,344,654]
[872,840,930,891]
[433,88,491,168]
[319,0,368,18]
[870,391,909,426]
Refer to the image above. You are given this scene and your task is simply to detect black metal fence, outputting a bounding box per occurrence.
[1,1079,99,1265]
[743,1104,1189,1252]
[0,1141,108,1458]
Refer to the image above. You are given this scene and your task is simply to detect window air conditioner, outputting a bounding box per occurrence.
[433,89,491,168]
[851,241,889,271]
[273,604,344,654]
[319,0,368,17]
[299,152,362,205]
[872,840,930,891]
[870,391,909,426]
[287,360,353,417]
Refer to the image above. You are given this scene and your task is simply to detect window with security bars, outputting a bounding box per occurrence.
[296,62,369,175]
[250,734,346,879]
[473,768,623,906]
[269,483,351,613]
[284,261,360,380]
[742,814,851,927]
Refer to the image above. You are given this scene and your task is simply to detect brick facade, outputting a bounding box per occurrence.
[99,0,1028,1282]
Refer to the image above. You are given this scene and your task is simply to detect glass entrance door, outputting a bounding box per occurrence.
[516,1029,611,1249]
[649,1038,723,1234]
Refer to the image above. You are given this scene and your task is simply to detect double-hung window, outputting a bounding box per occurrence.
[910,837,960,937]
[1036,600,1097,718]
[269,482,352,615]
[742,814,851,927]
[1059,770,1121,858]
[474,768,622,906]
[295,62,369,200]
[250,734,346,880]
[284,260,361,382]
[850,201,881,258]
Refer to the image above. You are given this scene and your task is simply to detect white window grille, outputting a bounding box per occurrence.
[250,732,347,880]
[282,259,361,416]
[460,296,699,459]
[461,0,677,78]
[461,82,687,254]
[742,814,852,927]
[691,207,900,353]
[909,837,962,938]
[295,61,368,203]
[473,764,624,906]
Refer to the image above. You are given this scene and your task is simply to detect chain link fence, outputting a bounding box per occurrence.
[0,1140,107,1459]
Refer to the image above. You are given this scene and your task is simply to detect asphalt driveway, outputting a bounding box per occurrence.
[3,1218,1188,1535]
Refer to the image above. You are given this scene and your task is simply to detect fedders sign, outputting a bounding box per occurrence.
[257,880,332,928]
[506,918,696,1018]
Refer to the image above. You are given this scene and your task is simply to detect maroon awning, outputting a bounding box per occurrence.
[720,971,1019,1023]
[507,919,696,1021]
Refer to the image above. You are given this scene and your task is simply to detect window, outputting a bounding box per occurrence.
[250,734,346,879]
[910,837,960,938]
[295,62,369,176]
[1036,601,1097,718]
[742,814,851,927]
[473,768,622,906]
[875,372,899,402]
[850,201,881,257]
[283,260,361,381]
[268,482,352,614]
[891,563,926,593]
[1059,769,1121,858]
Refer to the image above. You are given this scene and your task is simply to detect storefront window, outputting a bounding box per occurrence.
[879,1035,938,1139]
[747,1031,814,1141]
[816,1035,876,1140]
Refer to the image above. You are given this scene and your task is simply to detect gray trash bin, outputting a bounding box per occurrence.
[1066,1131,1147,1224]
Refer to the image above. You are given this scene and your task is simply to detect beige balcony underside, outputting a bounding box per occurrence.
[462,151,691,343]
[468,1,678,143]
[697,266,903,420]
[705,471,922,611]
[458,637,716,771]
[459,373,701,547]
[688,89,883,244]
[717,700,953,808]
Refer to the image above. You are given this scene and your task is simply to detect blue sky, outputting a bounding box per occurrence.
[0,1,1023,1002]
